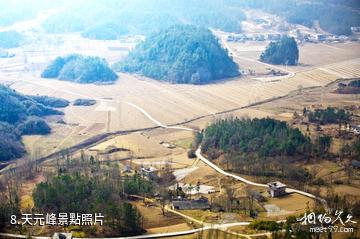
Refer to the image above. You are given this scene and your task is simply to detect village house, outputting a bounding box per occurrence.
[267,181,287,197]
[122,165,132,173]
[351,125,360,135]
[141,167,158,180]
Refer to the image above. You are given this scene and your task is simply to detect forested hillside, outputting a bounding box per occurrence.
[0,85,68,161]
[0,1,41,27]
[260,36,299,65]
[3,0,357,38]
[42,0,245,39]
[285,4,358,35]
[81,22,128,40]
[41,54,118,84]
[116,25,239,84]
[0,31,23,49]
[202,118,311,157]
[197,117,351,185]
[199,118,316,184]
[230,0,359,35]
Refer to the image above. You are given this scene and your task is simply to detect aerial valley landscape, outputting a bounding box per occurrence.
[0,1,359,239]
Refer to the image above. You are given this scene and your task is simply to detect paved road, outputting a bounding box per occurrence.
[1,73,328,206]
[0,54,327,239]
[0,75,196,133]
[130,100,328,208]
[195,147,328,209]
[195,147,268,187]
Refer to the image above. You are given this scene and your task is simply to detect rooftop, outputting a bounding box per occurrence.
[267,181,286,189]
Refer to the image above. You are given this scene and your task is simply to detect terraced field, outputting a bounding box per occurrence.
[1,60,357,127]
[4,67,340,127]
[0,36,359,158]
[318,58,360,78]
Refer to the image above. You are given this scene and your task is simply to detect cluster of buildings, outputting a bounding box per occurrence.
[140,166,158,180]
[170,181,287,211]
[227,33,282,42]
[296,32,351,43]
[0,50,15,58]
[227,27,359,43]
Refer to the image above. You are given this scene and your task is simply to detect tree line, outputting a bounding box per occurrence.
[202,117,311,157]
[198,117,350,186]
[1,149,155,236]
[336,79,360,94]
[307,107,351,125]
[33,173,144,236]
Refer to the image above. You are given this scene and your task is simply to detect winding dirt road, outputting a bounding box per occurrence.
[220,35,296,81]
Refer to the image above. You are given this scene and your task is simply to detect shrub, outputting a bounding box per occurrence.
[187,149,196,158]
[17,117,51,135]
[31,95,69,108]
[73,99,96,106]
[249,220,281,232]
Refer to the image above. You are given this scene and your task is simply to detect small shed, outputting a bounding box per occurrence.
[141,167,158,180]
[351,160,360,169]
[267,181,287,197]
[53,233,72,239]
[122,165,132,173]
[172,197,210,210]
[351,125,360,135]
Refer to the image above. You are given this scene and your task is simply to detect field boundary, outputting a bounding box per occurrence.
[1,78,343,174]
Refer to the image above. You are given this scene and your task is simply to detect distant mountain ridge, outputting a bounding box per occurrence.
[42,1,246,39]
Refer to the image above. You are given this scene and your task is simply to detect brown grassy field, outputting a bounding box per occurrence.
[0,35,358,160]
[0,66,344,160]
[225,40,360,74]
[1,33,359,234]
[1,10,359,239]
[132,201,188,230]
[265,193,315,217]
